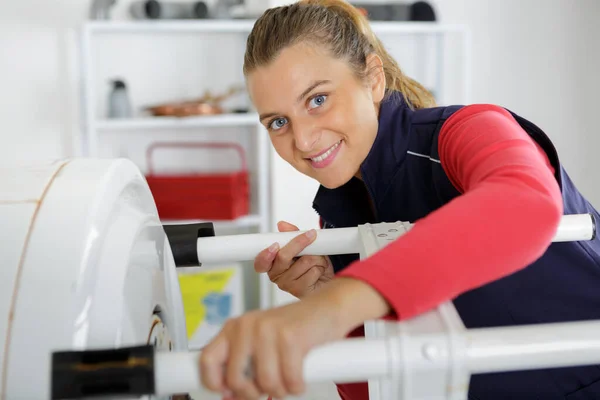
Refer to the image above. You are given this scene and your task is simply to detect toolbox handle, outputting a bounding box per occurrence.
[146,141,247,176]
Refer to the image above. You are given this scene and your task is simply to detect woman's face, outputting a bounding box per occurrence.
[246,43,386,189]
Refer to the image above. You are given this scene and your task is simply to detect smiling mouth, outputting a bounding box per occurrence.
[307,140,341,163]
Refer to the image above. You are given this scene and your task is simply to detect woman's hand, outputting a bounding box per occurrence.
[199,277,391,400]
[254,221,334,298]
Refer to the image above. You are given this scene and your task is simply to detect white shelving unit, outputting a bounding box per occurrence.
[79,19,274,312]
[78,18,470,311]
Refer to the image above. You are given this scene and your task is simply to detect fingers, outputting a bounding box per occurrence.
[293,266,324,291]
[199,329,230,394]
[285,256,327,281]
[277,229,317,265]
[277,220,299,232]
[201,308,311,400]
[254,322,286,398]
[278,327,306,395]
[274,256,325,296]
[255,223,315,276]
[226,319,262,399]
[270,230,317,280]
[254,320,306,398]
[254,219,298,274]
[253,243,279,273]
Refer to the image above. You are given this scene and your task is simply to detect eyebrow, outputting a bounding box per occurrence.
[296,79,331,103]
[259,79,332,122]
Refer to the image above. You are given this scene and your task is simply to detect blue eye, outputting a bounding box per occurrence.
[270,117,288,131]
[308,94,327,109]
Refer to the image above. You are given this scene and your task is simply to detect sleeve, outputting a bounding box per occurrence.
[336,104,564,320]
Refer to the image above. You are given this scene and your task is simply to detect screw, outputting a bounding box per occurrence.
[423,344,439,360]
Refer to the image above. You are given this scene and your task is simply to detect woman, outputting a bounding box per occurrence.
[198,0,600,399]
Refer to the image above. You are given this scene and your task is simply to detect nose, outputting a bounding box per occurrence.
[293,121,320,153]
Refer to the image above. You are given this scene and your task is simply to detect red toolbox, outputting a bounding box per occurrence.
[145,141,249,221]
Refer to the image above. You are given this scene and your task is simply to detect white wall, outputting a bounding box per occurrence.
[0,1,88,166]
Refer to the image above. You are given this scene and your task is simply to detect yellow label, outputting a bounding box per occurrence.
[178,269,235,338]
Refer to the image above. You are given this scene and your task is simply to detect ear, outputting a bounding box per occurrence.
[365,52,386,102]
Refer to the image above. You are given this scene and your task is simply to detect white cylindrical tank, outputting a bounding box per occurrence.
[0,158,188,400]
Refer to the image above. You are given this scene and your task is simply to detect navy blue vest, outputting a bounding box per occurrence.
[312,91,600,399]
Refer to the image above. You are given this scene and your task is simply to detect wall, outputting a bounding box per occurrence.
[0,0,87,166]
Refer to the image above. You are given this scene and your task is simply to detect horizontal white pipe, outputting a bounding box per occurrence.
[466,320,600,374]
[552,213,595,242]
[154,320,600,396]
[196,227,360,265]
[302,338,391,383]
[154,338,390,397]
[196,214,595,265]
[154,348,203,396]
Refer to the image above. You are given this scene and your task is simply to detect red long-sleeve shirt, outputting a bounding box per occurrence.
[334,104,564,400]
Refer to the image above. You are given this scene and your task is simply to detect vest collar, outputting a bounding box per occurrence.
[359,90,412,199]
[312,91,411,227]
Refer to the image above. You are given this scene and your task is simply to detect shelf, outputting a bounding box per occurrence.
[95,113,259,130]
[85,19,257,34]
[161,214,263,229]
[84,20,467,35]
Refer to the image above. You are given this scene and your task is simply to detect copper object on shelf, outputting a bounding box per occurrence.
[145,86,244,117]
[148,101,223,117]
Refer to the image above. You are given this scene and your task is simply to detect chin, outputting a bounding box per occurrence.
[316,172,354,190]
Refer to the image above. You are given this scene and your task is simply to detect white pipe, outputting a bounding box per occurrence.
[153,338,390,397]
[552,213,595,242]
[302,338,391,383]
[196,227,360,265]
[166,319,600,395]
[154,349,203,396]
[466,320,600,374]
[155,320,600,397]
[196,214,595,265]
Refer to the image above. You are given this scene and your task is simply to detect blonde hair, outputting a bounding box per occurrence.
[243,0,436,109]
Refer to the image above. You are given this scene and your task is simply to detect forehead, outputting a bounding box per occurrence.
[247,43,353,111]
